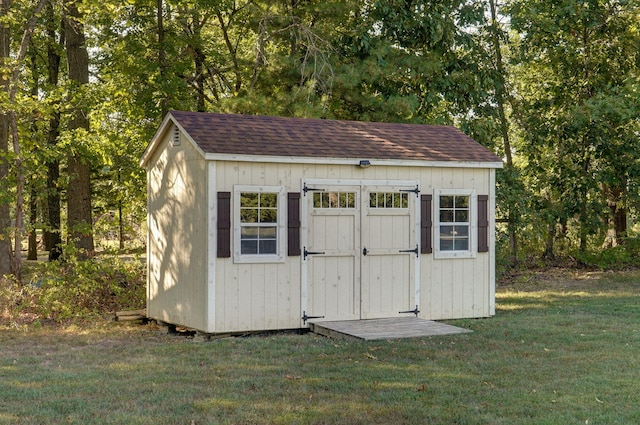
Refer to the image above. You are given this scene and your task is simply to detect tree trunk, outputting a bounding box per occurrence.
[602,183,627,248]
[489,0,517,264]
[157,0,168,118]
[64,0,94,256]
[543,221,555,259]
[118,200,124,250]
[46,0,63,261]
[0,0,13,276]
[27,50,38,261]
[27,187,38,260]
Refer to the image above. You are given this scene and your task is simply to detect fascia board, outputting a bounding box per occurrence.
[204,152,503,169]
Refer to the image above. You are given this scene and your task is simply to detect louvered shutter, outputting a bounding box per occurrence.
[421,194,433,254]
[217,192,231,258]
[477,195,489,253]
[287,193,301,256]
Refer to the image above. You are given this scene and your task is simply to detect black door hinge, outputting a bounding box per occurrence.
[303,183,325,195]
[400,185,420,196]
[399,305,420,317]
[302,311,325,324]
[399,244,419,257]
[304,247,325,260]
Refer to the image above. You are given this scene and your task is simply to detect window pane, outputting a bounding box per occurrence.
[259,227,277,238]
[455,225,469,237]
[440,210,454,222]
[321,193,329,208]
[440,225,455,238]
[455,196,469,208]
[240,208,258,223]
[329,193,339,208]
[440,238,454,251]
[313,193,321,208]
[455,210,469,222]
[347,193,355,208]
[339,193,346,208]
[241,193,258,207]
[260,193,277,207]
[440,195,454,208]
[241,240,258,254]
[260,208,277,223]
[259,239,277,254]
[454,239,469,250]
[241,227,258,239]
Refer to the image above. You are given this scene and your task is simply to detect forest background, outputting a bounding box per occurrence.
[1,0,639,288]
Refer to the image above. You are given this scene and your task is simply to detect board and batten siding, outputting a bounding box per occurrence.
[147,130,210,331]
[212,161,495,332]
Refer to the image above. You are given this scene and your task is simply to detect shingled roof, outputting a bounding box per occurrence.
[148,111,502,166]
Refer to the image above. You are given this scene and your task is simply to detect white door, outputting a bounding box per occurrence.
[361,186,416,319]
[304,186,361,321]
[303,182,418,323]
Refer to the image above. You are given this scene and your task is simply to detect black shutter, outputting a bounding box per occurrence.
[420,194,432,254]
[287,193,301,256]
[217,192,231,258]
[477,195,489,253]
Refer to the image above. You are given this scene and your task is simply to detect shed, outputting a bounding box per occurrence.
[140,111,503,334]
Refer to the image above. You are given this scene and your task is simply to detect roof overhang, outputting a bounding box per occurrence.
[203,152,503,169]
[140,111,504,170]
[140,112,207,169]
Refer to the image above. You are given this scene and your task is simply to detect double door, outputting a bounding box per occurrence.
[302,182,419,322]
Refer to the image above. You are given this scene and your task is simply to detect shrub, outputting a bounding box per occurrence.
[573,244,640,270]
[23,255,146,322]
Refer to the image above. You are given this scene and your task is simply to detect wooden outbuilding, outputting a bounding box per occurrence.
[140,111,503,334]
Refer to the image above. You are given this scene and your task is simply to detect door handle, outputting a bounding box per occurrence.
[362,247,368,256]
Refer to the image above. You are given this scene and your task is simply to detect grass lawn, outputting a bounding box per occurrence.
[1,269,639,424]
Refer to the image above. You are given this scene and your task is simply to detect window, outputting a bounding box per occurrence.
[434,189,476,258]
[313,192,356,209]
[369,192,408,209]
[234,186,285,263]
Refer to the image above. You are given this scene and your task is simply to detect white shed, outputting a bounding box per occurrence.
[140,111,503,334]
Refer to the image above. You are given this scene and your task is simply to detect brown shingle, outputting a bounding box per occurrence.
[170,111,502,164]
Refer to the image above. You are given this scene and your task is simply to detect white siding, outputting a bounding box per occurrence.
[148,147,496,334]
[146,130,209,331]
[212,161,495,332]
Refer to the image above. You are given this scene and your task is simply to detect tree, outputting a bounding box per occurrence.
[64,0,94,255]
[0,0,48,278]
[44,0,64,260]
[0,0,12,276]
[509,0,640,254]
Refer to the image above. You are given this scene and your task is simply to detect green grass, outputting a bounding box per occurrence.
[1,270,640,424]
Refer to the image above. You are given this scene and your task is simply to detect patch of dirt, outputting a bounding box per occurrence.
[498,266,640,292]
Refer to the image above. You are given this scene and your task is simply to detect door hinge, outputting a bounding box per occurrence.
[400,185,420,196]
[303,247,325,260]
[302,311,325,324]
[399,305,420,317]
[303,183,325,195]
[399,244,419,257]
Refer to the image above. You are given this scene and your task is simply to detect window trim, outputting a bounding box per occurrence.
[434,189,477,259]
[233,185,286,264]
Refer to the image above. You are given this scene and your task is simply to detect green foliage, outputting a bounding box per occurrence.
[19,255,145,322]
[572,237,640,270]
